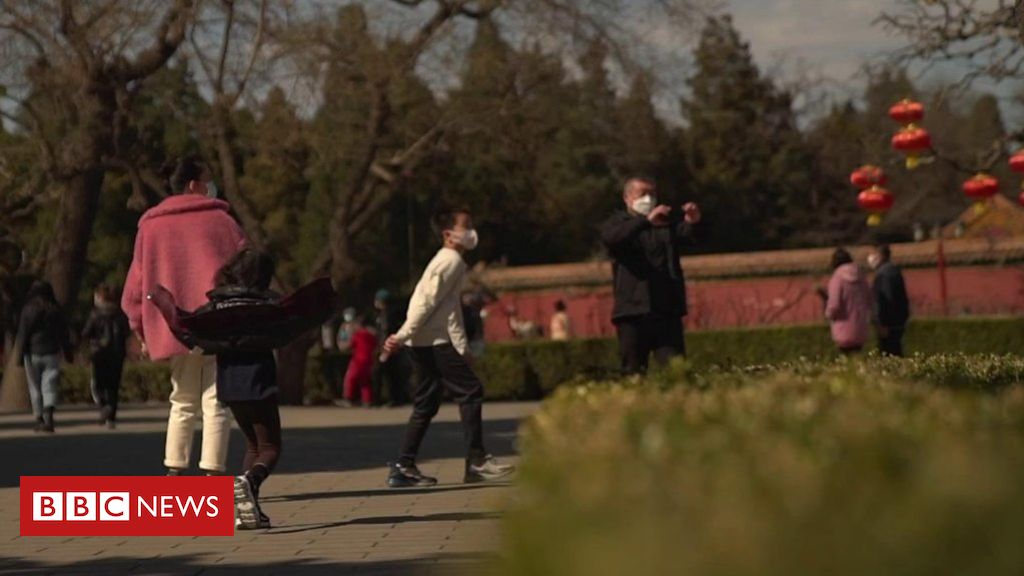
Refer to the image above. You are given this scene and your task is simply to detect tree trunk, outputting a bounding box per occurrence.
[0,336,28,412]
[276,332,317,405]
[44,168,105,306]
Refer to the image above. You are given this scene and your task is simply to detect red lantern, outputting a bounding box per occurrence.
[849,165,887,189]
[963,173,998,200]
[963,173,999,214]
[892,126,932,169]
[1010,150,1024,175]
[857,185,894,226]
[889,99,924,124]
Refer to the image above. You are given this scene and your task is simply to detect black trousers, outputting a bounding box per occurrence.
[878,327,905,357]
[399,345,486,466]
[92,355,124,421]
[373,352,410,406]
[228,397,282,484]
[615,314,686,375]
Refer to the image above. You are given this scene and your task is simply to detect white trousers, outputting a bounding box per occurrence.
[164,354,230,472]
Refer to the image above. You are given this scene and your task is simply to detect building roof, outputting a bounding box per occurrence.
[941,194,1024,239]
[476,236,1024,292]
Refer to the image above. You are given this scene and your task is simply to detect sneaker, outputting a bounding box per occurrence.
[166,468,183,477]
[105,420,116,430]
[33,417,44,433]
[386,462,438,488]
[235,511,271,530]
[234,474,264,529]
[464,455,515,483]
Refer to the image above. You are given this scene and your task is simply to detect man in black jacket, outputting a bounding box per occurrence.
[868,243,910,356]
[601,177,700,374]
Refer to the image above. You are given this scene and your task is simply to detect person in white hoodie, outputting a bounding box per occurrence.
[381,208,515,487]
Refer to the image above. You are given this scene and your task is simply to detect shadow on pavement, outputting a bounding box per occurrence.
[267,510,503,535]
[262,482,510,504]
[0,552,492,576]
[0,418,521,488]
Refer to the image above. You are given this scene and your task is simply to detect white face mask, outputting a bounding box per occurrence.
[631,194,654,216]
[206,181,219,199]
[867,254,881,270]
[452,228,479,251]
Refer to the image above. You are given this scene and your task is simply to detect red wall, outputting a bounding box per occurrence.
[482,265,1024,342]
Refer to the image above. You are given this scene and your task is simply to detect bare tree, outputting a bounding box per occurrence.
[878,1,1024,88]
[0,0,194,305]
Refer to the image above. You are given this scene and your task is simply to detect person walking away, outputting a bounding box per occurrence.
[825,248,872,354]
[549,300,572,341]
[81,284,130,428]
[122,155,246,476]
[868,244,910,357]
[341,316,378,407]
[381,208,515,487]
[16,281,73,433]
[601,177,701,374]
[372,289,410,407]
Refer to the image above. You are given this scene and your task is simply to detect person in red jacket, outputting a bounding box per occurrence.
[341,316,378,406]
[121,155,247,475]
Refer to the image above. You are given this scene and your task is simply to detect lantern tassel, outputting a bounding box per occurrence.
[973,201,989,215]
[867,214,882,227]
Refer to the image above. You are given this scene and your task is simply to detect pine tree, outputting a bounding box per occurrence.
[682,14,810,251]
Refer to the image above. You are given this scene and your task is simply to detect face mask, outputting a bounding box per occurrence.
[206,181,219,199]
[631,195,654,216]
[453,229,479,251]
[867,254,881,270]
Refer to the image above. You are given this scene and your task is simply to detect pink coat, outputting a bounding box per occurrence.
[121,195,247,360]
[825,263,873,349]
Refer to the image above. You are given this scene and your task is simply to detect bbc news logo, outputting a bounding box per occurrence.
[20,476,234,536]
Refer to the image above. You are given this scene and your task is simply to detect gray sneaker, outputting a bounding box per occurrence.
[464,455,515,483]
[234,475,267,530]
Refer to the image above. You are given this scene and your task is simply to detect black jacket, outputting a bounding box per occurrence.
[873,262,910,328]
[198,286,280,403]
[17,299,72,359]
[81,306,130,360]
[601,211,694,321]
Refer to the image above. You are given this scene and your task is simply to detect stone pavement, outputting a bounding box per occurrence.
[0,401,537,575]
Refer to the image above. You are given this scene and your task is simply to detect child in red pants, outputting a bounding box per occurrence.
[343,317,378,405]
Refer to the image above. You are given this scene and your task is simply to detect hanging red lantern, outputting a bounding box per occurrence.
[888,99,924,124]
[849,165,887,189]
[857,185,894,226]
[1010,150,1024,175]
[1010,151,1024,194]
[962,173,999,213]
[892,126,932,170]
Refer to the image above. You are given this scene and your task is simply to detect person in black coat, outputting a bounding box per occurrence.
[601,177,701,374]
[868,243,910,357]
[16,280,73,433]
[81,284,131,428]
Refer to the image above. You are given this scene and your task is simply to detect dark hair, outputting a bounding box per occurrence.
[433,207,472,238]
[875,243,892,261]
[94,283,119,304]
[215,248,275,291]
[830,247,853,271]
[554,300,566,312]
[169,155,206,194]
[27,280,57,305]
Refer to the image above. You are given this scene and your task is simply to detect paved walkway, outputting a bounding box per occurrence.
[0,401,537,575]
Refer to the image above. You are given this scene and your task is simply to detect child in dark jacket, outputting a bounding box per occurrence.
[81,284,131,428]
[200,249,282,530]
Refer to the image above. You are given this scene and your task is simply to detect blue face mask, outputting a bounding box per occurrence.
[206,181,219,199]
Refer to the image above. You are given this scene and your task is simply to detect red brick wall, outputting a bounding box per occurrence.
[482,265,1024,342]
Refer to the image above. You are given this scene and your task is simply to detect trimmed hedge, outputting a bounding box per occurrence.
[501,355,1024,576]
[53,317,1024,404]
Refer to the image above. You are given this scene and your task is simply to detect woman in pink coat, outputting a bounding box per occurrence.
[825,248,873,354]
[122,156,246,475]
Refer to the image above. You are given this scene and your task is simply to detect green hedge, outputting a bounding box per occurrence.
[477,316,1024,399]
[502,355,1024,576]
[53,317,1024,404]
